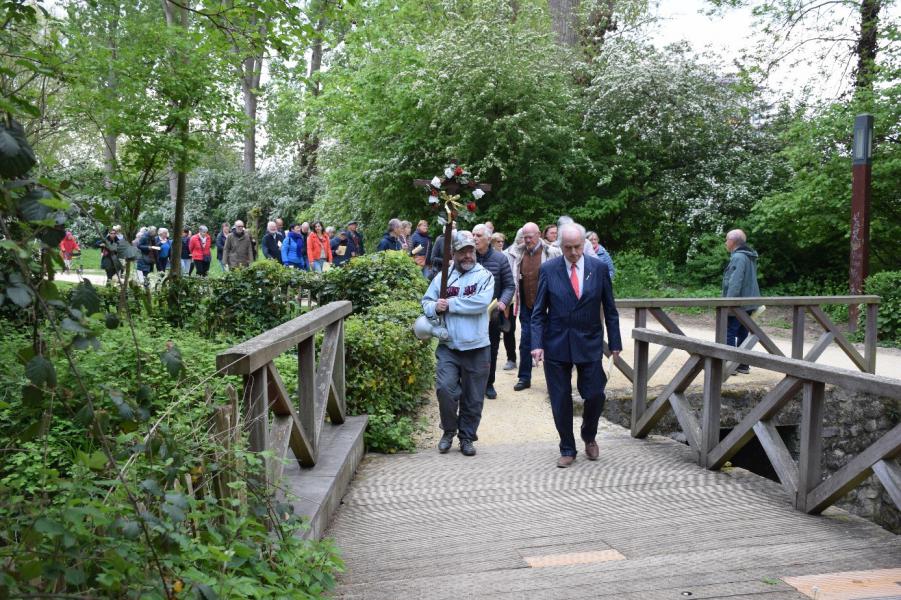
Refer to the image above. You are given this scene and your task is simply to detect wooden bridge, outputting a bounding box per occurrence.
[215,295,900,599]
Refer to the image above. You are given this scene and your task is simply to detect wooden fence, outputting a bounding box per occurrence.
[624,294,899,514]
[215,301,352,489]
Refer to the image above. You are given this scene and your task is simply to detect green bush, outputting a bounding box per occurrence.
[680,233,729,288]
[0,318,343,598]
[866,270,901,343]
[613,251,675,298]
[319,251,427,313]
[343,302,434,452]
[158,261,322,336]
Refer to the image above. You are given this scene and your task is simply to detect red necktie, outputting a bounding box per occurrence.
[570,263,580,298]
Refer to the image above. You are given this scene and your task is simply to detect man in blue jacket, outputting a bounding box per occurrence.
[722,229,761,375]
[531,223,622,468]
[421,231,495,457]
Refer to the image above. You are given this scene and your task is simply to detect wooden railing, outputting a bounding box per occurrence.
[629,328,901,514]
[215,301,352,489]
[605,296,881,386]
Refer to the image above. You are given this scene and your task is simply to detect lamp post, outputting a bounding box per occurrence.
[849,113,873,331]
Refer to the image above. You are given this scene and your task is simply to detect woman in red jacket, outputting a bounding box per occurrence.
[59,231,80,273]
[306,221,332,272]
[189,225,212,277]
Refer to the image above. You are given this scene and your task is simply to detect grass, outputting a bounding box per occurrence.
[68,245,240,278]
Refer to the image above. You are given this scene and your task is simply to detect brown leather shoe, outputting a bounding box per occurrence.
[556,455,575,468]
[585,440,599,461]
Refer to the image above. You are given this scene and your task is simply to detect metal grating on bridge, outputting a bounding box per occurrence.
[327,427,900,599]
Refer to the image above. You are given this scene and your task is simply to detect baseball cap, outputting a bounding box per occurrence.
[453,231,476,251]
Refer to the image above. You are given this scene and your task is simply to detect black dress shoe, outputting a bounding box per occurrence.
[485,385,497,399]
[513,379,530,391]
[460,439,476,456]
[438,431,455,453]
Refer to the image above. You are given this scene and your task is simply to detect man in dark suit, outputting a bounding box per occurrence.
[531,223,622,468]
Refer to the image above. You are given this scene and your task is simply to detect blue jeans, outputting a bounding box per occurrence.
[727,309,754,368]
[517,304,534,382]
[312,259,326,272]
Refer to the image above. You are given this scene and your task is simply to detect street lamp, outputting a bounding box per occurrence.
[849,113,873,331]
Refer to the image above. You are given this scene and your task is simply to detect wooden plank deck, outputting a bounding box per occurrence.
[327,426,899,599]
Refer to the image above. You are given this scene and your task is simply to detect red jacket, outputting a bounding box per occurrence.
[306,233,332,264]
[59,234,80,255]
[189,233,212,261]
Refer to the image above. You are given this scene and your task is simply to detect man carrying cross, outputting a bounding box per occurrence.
[421,231,495,456]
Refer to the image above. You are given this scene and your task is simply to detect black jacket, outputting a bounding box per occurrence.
[261,231,284,261]
[476,246,515,306]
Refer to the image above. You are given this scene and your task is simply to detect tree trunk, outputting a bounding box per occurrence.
[241,55,262,173]
[102,3,120,188]
[854,0,881,92]
[171,168,186,277]
[299,15,324,173]
[549,0,579,47]
[163,0,190,278]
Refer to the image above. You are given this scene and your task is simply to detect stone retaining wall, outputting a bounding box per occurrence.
[600,384,900,532]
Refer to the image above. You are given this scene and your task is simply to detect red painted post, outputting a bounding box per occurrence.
[849,114,873,332]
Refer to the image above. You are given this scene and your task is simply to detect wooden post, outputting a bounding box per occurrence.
[792,306,805,359]
[864,302,878,373]
[701,357,723,468]
[245,365,270,489]
[714,307,728,344]
[298,336,317,460]
[631,309,648,436]
[797,381,825,511]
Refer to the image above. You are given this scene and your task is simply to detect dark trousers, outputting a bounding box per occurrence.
[503,321,516,363]
[435,345,491,442]
[486,322,501,388]
[544,358,607,457]
[193,259,210,277]
[727,309,754,368]
[517,305,534,382]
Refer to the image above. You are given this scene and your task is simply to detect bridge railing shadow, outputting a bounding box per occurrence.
[616,295,899,516]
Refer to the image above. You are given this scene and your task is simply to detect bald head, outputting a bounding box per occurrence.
[725,229,747,252]
[521,222,540,250]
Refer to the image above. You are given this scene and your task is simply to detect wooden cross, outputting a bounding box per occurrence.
[413,163,491,298]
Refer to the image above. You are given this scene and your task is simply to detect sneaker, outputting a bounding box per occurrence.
[438,431,455,454]
[513,379,531,391]
[485,385,497,399]
[460,439,476,456]
[735,365,750,375]
[503,360,516,370]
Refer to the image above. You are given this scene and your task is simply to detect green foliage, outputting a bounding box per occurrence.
[159,261,321,336]
[0,319,343,598]
[613,251,672,298]
[343,302,434,453]
[866,271,901,343]
[319,251,427,313]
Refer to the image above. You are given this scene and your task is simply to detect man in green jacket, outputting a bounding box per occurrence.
[722,229,761,374]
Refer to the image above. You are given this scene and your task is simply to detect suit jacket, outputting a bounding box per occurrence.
[531,254,622,363]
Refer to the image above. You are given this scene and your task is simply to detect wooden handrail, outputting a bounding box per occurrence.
[629,326,901,515]
[217,301,352,375]
[631,329,901,400]
[215,300,352,490]
[616,295,880,308]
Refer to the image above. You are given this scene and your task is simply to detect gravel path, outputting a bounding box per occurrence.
[414,311,901,451]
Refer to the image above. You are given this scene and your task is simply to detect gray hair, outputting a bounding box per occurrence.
[586,230,598,240]
[388,218,401,231]
[199,225,208,233]
[726,229,747,243]
[559,222,586,242]
[158,227,168,237]
[472,223,489,236]
[267,221,277,231]
[514,227,524,245]
[557,215,574,228]
[325,226,336,235]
